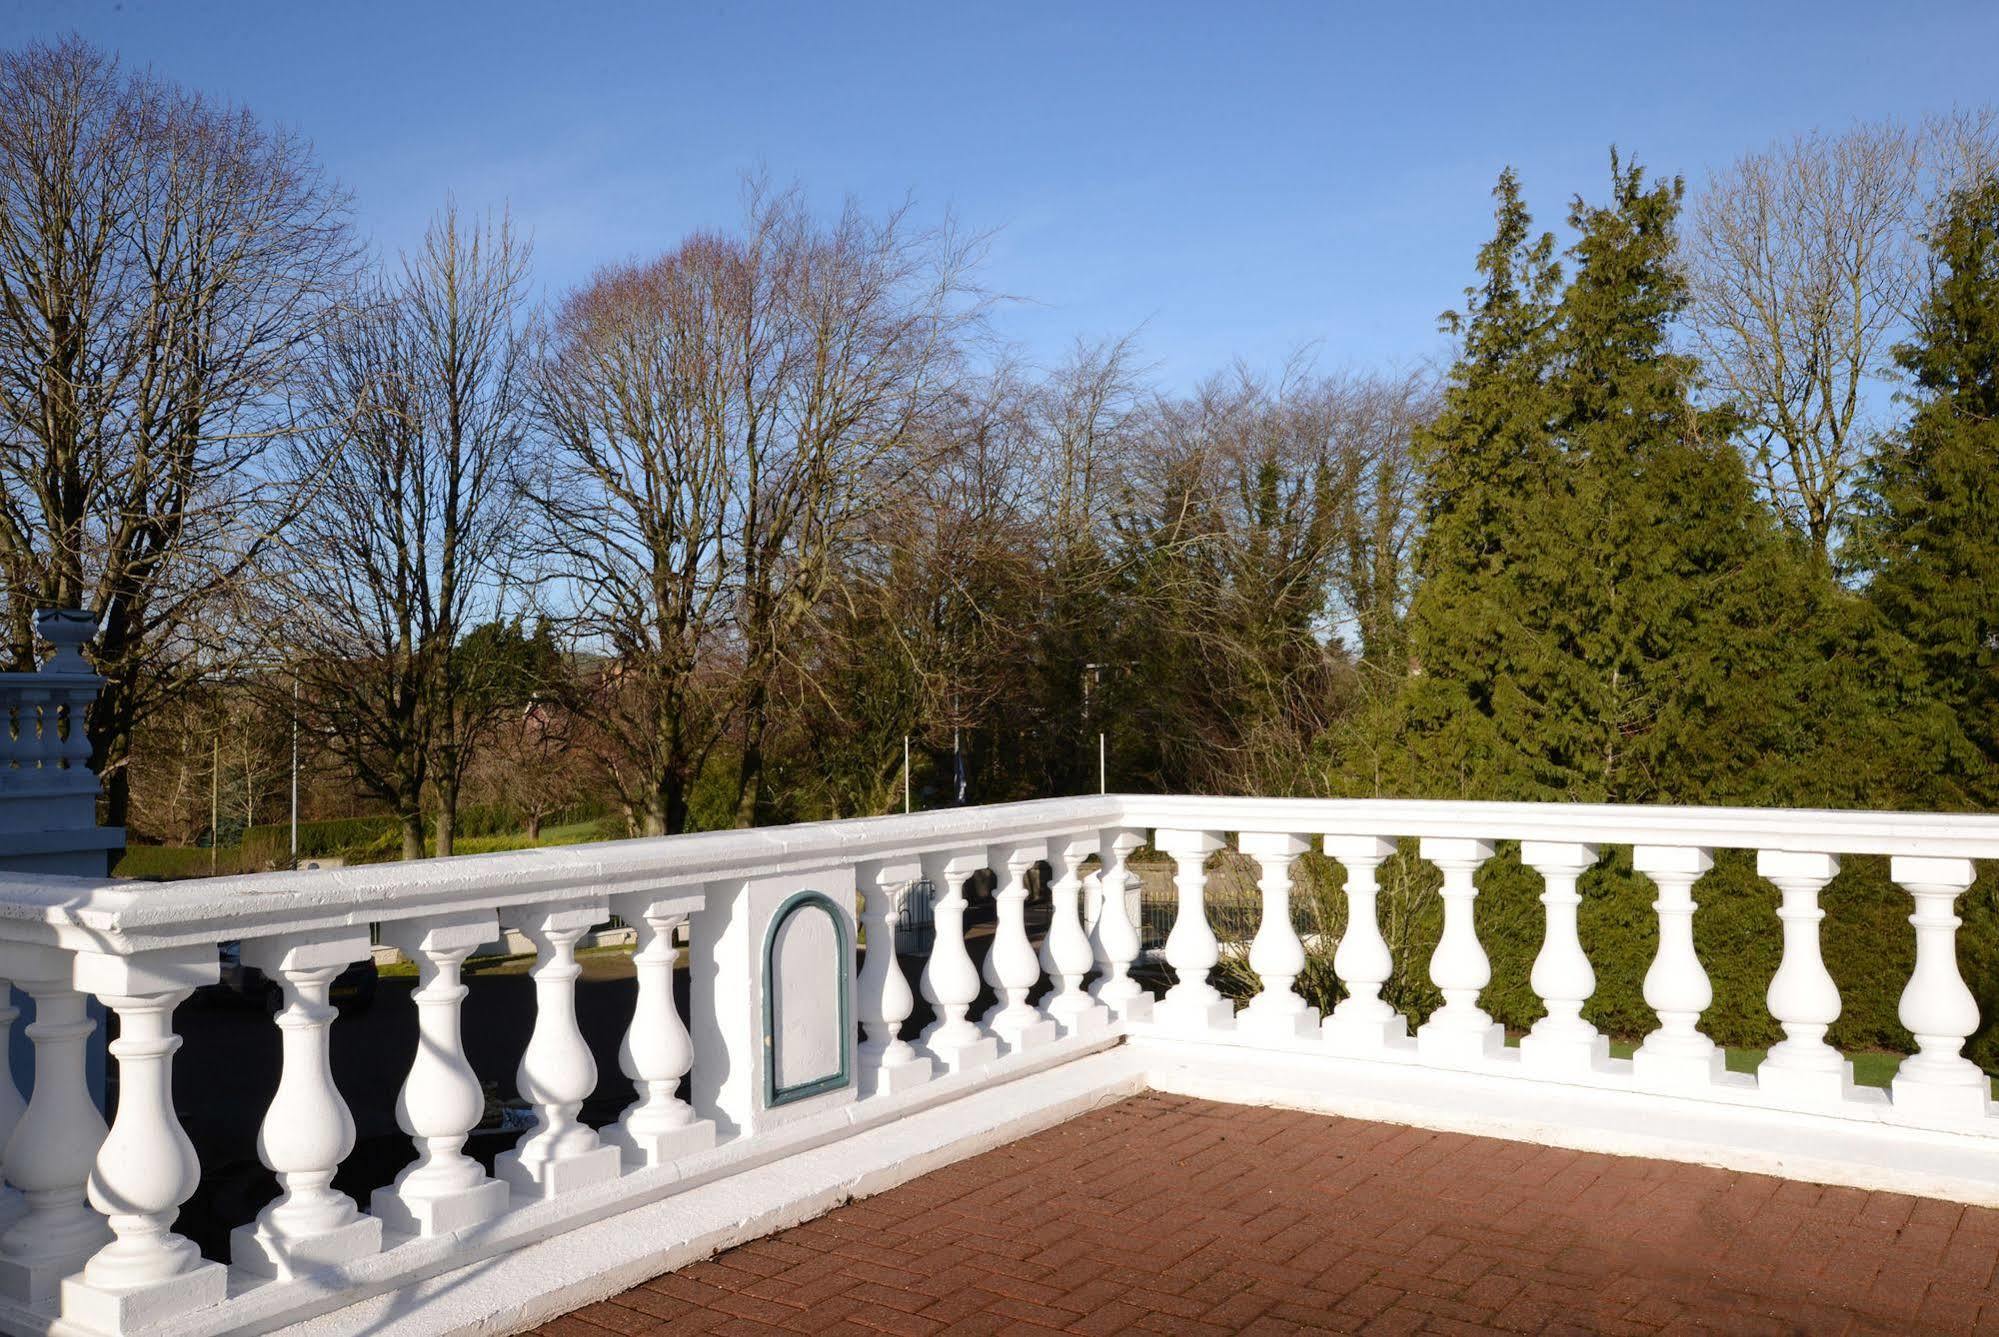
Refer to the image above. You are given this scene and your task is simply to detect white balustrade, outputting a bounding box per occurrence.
[917,848,1000,1072]
[1889,856,1989,1123]
[1089,828,1151,1021]
[982,841,1058,1052]
[1630,845,1725,1089]
[231,931,383,1278]
[1042,836,1110,1037]
[64,949,225,1334]
[1518,841,1606,1075]
[1415,837,1502,1064]
[603,891,716,1163]
[1756,850,1853,1106]
[371,914,511,1236]
[855,860,936,1096]
[1153,828,1232,1033]
[0,784,1994,1337]
[1236,832,1315,1038]
[1321,836,1404,1051]
[495,904,623,1199]
[0,948,107,1303]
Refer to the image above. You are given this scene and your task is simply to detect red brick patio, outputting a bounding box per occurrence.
[533,1093,1999,1336]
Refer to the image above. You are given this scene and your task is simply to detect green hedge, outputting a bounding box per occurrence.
[239,815,401,868]
[1211,842,1999,1074]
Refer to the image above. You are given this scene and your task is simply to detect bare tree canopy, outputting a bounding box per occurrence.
[529,182,987,834]
[0,35,355,822]
[1685,111,1996,564]
[281,204,530,858]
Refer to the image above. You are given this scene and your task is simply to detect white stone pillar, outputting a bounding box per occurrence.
[0,946,107,1304]
[371,913,510,1236]
[494,903,623,1199]
[854,860,936,1097]
[0,977,23,1229]
[62,948,225,1334]
[230,931,383,1278]
[1088,829,1151,1021]
[981,841,1058,1052]
[1041,836,1111,1038]
[1518,841,1606,1075]
[1321,836,1406,1052]
[604,890,717,1164]
[916,849,1000,1072]
[1889,856,1989,1124]
[1414,838,1502,1065]
[1756,850,1853,1106]
[1153,829,1233,1033]
[1237,832,1316,1039]
[1630,845,1725,1090]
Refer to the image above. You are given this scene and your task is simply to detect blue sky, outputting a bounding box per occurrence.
[5,2,1996,391]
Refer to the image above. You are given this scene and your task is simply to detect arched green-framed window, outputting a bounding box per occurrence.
[761,889,852,1106]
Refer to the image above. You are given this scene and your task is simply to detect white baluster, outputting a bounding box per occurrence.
[1518,841,1607,1075]
[0,947,108,1303]
[916,849,999,1072]
[63,949,225,1333]
[1755,850,1854,1106]
[1630,845,1726,1090]
[1321,836,1406,1051]
[1889,856,1990,1124]
[1088,829,1151,1021]
[1237,832,1316,1039]
[605,891,718,1163]
[495,904,623,1199]
[17,689,52,789]
[854,861,936,1097]
[1414,838,1502,1065]
[230,931,382,1278]
[982,841,1058,1052]
[0,977,23,1217]
[371,914,510,1236]
[1153,829,1233,1033]
[59,686,96,791]
[1042,836,1111,1038]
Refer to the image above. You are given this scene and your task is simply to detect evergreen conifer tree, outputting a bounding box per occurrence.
[1866,175,1999,805]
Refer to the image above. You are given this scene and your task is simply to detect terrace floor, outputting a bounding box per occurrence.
[531,1094,1999,1337]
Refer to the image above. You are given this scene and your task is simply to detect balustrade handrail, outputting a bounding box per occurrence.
[1123,794,1999,858]
[2,793,1997,957]
[0,795,1123,955]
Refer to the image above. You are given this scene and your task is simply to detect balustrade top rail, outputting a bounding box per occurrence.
[3,794,1996,957]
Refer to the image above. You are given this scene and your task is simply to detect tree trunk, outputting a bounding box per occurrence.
[435,774,457,858]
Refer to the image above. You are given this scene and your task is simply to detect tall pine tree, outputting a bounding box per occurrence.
[1394,155,1865,804]
[1397,168,1564,796]
[1866,175,1999,806]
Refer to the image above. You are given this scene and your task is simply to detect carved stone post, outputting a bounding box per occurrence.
[371,914,510,1236]
[1237,832,1316,1038]
[495,903,623,1199]
[916,849,1001,1072]
[231,931,383,1278]
[1321,836,1405,1052]
[1041,836,1111,1037]
[1153,829,1233,1033]
[1413,838,1502,1065]
[606,890,717,1163]
[854,860,935,1096]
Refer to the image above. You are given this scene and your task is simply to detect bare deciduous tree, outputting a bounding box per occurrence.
[531,183,985,834]
[0,36,356,823]
[1685,111,1998,564]
[283,206,529,858]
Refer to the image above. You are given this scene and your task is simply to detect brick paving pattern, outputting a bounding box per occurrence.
[535,1094,1999,1336]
